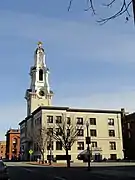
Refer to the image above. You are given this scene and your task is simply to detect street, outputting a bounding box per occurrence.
[5,162,135,180]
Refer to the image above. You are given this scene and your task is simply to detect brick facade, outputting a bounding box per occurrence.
[5,129,20,160]
[122,111,135,160]
[0,141,6,159]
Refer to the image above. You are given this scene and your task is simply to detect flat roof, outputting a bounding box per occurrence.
[19,106,122,126]
[5,129,20,136]
[33,106,122,114]
[125,112,135,118]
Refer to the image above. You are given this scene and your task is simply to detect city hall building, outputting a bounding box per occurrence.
[19,42,124,162]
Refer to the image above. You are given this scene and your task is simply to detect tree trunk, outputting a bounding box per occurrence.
[66,148,70,168]
[41,151,45,164]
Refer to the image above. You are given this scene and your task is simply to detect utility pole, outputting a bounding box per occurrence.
[86,121,91,171]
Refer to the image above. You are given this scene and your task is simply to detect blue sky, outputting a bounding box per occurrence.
[0,0,135,140]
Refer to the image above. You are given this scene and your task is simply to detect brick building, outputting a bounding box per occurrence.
[0,141,6,159]
[122,110,135,160]
[5,129,20,160]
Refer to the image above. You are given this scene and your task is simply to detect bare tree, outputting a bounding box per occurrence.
[68,0,135,24]
[28,127,49,164]
[51,114,83,168]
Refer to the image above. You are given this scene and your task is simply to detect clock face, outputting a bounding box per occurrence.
[39,90,45,96]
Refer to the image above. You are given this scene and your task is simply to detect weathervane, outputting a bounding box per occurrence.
[38,41,43,48]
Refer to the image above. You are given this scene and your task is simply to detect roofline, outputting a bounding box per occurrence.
[5,129,20,136]
[19,114,33,126]
[19,120,26,126]
[19,106,123,126]
[125,112,135,118]
[31,106,123,116]
[39,106,122,114]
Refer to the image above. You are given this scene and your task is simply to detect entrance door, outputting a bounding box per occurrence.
[110,154,117,160]
[95,153,102,161]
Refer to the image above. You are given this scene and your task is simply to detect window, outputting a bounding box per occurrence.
[77,129,84,136]
[127,123,130,129]
[47,141,53,150]
[77,142,84,150]
[109,130,115,137]
[91,142,97,148]
[108,118,114,126]
[67,117,71,125]
[47,128,53,135]
[90,130,97,137]
[13,138,17,144]
[56,141,62,150]
[47,116,53,123]
[39,69,43,81]
[56,116,62,123]
[90,118,96,125]
[56,128,62,136]
[35,117,41,125]
[110,142,116,150]
[1,151,3,154]
[77,117,83,125]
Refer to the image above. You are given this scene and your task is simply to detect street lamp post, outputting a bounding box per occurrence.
[49,134,52,165]
[86,121,91,171]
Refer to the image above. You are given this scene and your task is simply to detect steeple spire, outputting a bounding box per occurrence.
[34,41,46,67]
[30,42,51,94]
[25,42,53,116]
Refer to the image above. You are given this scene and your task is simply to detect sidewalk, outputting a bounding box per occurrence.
[28,161,135,167]
[28,161,67,167]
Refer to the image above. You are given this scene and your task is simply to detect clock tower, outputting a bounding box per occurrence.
[25,42,53,116]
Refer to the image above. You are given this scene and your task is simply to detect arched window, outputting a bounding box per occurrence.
[39,69,43,81]
[13,138,17,145]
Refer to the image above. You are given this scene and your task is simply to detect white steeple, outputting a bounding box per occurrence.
[25,42,53,116]
[30,41,50,95]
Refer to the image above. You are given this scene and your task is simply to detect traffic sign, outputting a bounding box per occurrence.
[29,149,33,155]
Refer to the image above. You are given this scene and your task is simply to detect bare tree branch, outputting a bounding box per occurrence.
[97,0,132,25]
[68,0,134,24]
[51,114,84,167]
[27,127,50,163]
[102,0,116,8]
[68,0,73,11]
[132,0,135,23]
[84,0,96,15]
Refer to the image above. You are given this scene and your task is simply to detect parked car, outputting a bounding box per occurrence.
[77,149,102,162]
[77,149,90,162]
[0,160,9,180]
